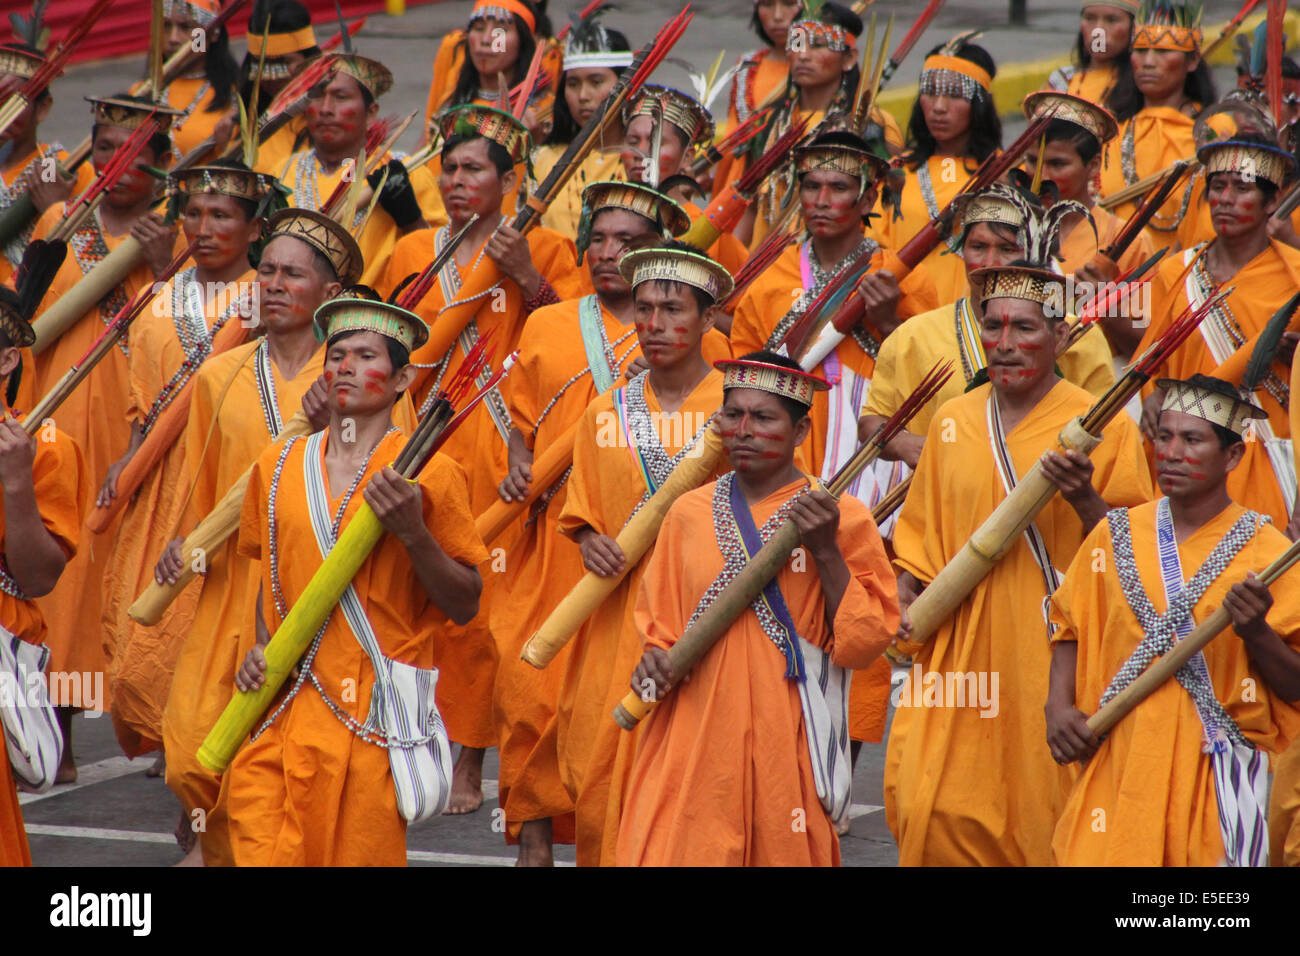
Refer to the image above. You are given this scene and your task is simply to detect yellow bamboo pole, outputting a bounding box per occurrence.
[31,238,144,355]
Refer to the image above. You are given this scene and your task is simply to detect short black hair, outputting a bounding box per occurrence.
[441,133,514,176]
[92,92,172,159]
[326,327,411,396]
[1042,117,1103,164]
[1171,374,1247,449]
[726,349,810,424]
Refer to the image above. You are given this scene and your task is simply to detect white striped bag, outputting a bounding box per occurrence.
[0,627,62,792]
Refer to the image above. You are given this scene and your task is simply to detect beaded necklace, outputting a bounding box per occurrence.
[69,208,130,354]
[1190,253,1288,409]
[731,49,767,124]
[619,370,714,524]
[169,81,212,165]
[254,428,398,741]
[293,150,366,229]
[1120,119,1195,232]
[533,303,637,436]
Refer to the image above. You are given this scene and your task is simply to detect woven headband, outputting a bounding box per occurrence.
[1132,25,1201,52]
[716,359,830,408]
[315,298,430,353]
[163,0,219,26]
[564,50,634,70]
[619,248,734,302]
[1157,379,1265,437]
[787,20,852,53]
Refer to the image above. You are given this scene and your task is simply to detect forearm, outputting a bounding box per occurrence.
[401,526,482,625]
[1241,626,1300,702]
[2,479,66,597]
[811,545,852,627]
[1047,640,1079,713]
[1066,487,1109,535]
[507,426,532,473]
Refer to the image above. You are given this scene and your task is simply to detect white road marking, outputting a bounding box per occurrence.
[849,804,884,820]
[19,756,149,805]
[25,823,575,866]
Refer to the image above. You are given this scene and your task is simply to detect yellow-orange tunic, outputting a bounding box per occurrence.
[616,476,898,866]
[1049,501,1300,865]
[1098,107,1200,254]
[0,144,95,286]
[886,380,1153,865]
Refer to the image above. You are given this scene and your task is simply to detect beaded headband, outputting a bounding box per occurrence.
[624,85,715,149]
[163,0,219,27]
[437,103,533,166]
[1156,378,1266,437]
[247,26,318,58]
[716,359,830,409]
[920,54,993,102]
[0,302,35,349]
[172,165,275,204]
[315,298,430,353]
[564,50,634,70]
[619,247,734,303]
[471,0,536,33]
[0,45,43,81]
[330,54,394,101]
[1023,90,1119,144]
[786,20,852,53]
[971,264,1067,314]
[265,208,364,286]
[1197,139,1296,189]
[576,180,691,262]
[88,96,184,133]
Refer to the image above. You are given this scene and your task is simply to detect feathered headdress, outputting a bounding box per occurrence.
[8,0,50,51]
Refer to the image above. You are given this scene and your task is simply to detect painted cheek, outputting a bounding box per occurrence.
[363,368,386,381]
[1017,342,1043,352]
[1188,472,1209,480]
[323,370,335,383]
[1183,456,1202,465]
[363,382,385,395]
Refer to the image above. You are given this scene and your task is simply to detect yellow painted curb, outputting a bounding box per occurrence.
[875,9,1300,130]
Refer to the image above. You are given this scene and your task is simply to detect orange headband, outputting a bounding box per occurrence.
[920,54,992,92]
[471,0,536,34]
[247,26,318,57]
[1132,24,1201,53]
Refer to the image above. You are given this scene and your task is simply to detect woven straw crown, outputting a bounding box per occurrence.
[314,298,429,352]
[619,247,734,303]
[624,84,715,149]
[715,359,830,408]
[265,208,364,286]
[437,104,532,165]
[0,45,43,82]
[173,166,275,203]
[88,96,184,133]
[1023,90,1120,144]
[330,54,394,101]
[1156,378,1266,436]
[581,180,691,236]
[1197,139,1296,189]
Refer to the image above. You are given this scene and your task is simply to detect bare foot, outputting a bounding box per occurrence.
[836,816,852,837]
[443,747,484,815]
[173,842,204,867]
[173,810,196,853]
[146,751,166,778]
[54,760,77,785]
[515,818,554,867]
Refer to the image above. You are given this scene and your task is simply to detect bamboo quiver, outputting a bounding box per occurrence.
[31,236,144,355]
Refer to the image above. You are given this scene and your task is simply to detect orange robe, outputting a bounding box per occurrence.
[0,144,95,285]
[491,295,729,843]
[1059,202,1157,281]
[556,369,727,866]
[886,380,1153,865]
[730,240,937,742]
[0,413,88,867]
[27,205,166,704]
[723,49,788,137]
[1049,501,1300,865]
[268,147,447,288]
[616,476,899,866]
[102,268,253,757]
[532,142,625,241]
[160,77,236,164]
[1051,62,1119,107]
[256,115,308,181]
[421,31,560,143]
[863,297,1118,439]
[1134,240,1300,527]
[384,224,587,749]
[227,428,488,866]
[879,154,984,304]
[161,339,327,865]
[1099,107,1200,253]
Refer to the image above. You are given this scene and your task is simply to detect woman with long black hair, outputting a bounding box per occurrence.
[1048,2,1137,107]
[239,0,324,173]
[722,0,802,135]
[882,36,1001,302]
[532,15,633,238]
[1097,1,1216,251]
[422,0,557,144]
[152,0,240,163]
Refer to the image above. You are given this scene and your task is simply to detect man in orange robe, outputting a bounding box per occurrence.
[729,131,935,748]
[617,351,898,866]
[227,298,487,866]
[1048,375,1300,865]
[0,280,89,867]
[26,94,182,783]
[556,242,733,865]
[264,53,446,287]
[491,181,723,864]
[98,161,274,765]
[862,184,1118,473]
[383,105,587,814]
[1134,135,1300,530]
[155,209,364,865]
[886,249,1153,866]
[0,42,93,286]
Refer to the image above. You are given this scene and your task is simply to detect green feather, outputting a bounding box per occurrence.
[1243,289,1300,391]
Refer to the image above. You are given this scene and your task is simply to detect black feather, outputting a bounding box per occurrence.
[13,238,65,321]
[1243,289,1300,391]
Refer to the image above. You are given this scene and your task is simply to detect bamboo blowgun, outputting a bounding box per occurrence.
[611,361,953,730]
[127,216,480,625]
[1086,534,1300,738]
[899,286,1233,650]
[196,346,518,774]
